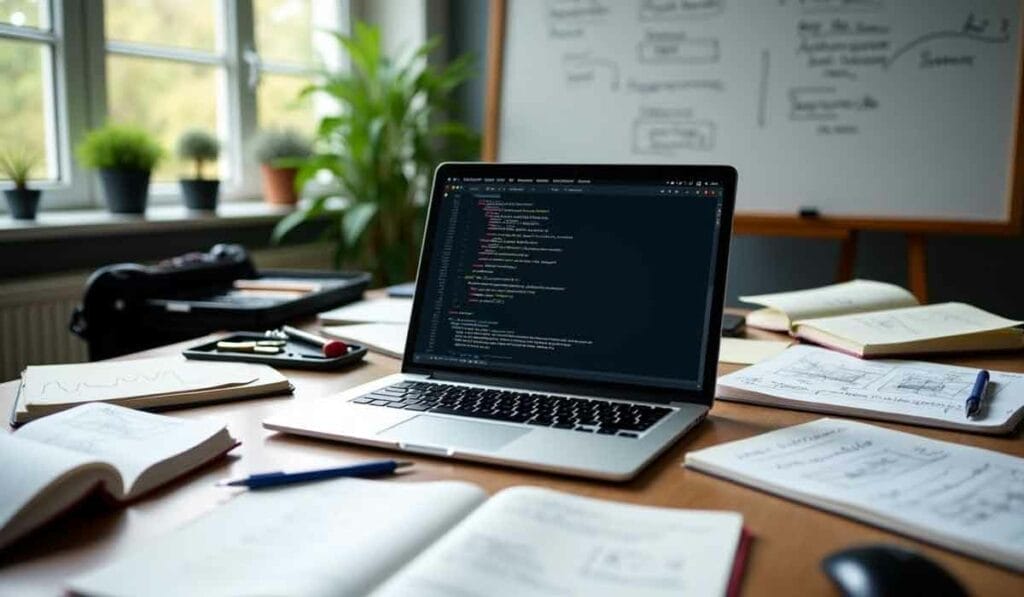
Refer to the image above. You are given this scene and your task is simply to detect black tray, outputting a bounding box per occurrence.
[183,332,368,371]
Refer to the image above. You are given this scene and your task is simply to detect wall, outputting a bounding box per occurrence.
[446,1,1024,318]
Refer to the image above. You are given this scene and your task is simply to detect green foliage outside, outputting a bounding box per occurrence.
[0,37,47,181]
[76,125,164,171]
[273,22,479,285]
[176,129,220,180]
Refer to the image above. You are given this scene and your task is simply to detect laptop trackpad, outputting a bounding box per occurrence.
[378,415,529,452]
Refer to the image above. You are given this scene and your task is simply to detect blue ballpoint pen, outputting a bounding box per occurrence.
[964,370,990,419]
[218,460,413,489]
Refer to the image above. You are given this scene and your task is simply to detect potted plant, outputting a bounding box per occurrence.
[1,149,41,220]
[76,125,163,214]
[176,129,221,211]
[251,129,312,205]
[272,23,477,284]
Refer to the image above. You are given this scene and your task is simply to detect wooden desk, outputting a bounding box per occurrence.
[1,328,1022,596]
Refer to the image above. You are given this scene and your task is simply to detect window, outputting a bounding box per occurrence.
[0,0,349,211]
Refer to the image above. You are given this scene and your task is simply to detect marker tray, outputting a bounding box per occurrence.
[183,332,368,371]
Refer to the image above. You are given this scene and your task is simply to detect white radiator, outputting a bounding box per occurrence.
[0,243,336,383]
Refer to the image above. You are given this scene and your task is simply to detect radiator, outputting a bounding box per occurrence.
[0,243,336,383]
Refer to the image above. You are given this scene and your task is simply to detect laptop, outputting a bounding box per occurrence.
[265,163,737,480]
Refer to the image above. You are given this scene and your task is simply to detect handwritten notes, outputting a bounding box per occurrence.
[686,418,1024,571]
[373,487,743,597]
[716,345,1024,432]
[21,357,261,406]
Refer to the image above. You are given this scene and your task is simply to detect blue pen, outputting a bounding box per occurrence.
[218,460,413,489]
[964,370,990,419]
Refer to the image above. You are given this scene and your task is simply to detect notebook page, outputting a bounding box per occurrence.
[21,357,261,407]
[69,479,487,597]
[741,280,917,323]
[318,298,412,325]
[373,486,743,597]
[797,302,1023,346]
[685,418,1024,571]
[16,403,227,497]
[717,345,1024,429]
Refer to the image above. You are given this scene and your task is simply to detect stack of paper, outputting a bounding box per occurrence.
[318,298,412,358]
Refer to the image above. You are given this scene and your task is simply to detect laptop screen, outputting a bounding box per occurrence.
[406,164,734,395]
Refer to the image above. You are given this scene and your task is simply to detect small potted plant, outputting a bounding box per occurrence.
[76,124,163,214]
[251,128,312,205]
[1,149,41,220]
[176,129,221,211]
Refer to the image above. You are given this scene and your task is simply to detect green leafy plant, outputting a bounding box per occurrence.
[76,124,164,171]
[250,128,313,165]
[272,22,478,285]
[0,149,38,189]
[176,129,220,179]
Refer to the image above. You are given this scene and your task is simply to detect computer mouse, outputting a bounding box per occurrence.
[822,544,968,597]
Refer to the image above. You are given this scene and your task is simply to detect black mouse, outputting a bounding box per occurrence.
[822,544,968,597]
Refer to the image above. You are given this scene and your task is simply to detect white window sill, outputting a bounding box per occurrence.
[0,200,296,242]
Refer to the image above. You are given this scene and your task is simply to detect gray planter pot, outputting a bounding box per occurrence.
[99,168,151,214]
[180,179,220,211]
[4,188,41,220]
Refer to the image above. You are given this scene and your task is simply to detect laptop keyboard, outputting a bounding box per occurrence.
[351,381,673,438]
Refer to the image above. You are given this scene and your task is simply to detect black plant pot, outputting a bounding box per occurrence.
[180,179,220,211]
[99,168,151,214]
[4,188,41,220]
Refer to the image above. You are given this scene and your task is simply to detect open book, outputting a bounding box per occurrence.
[0,403,237,551]
[70,480,747,597]
[685,418,1024,572]
[742,281,1023,357]
[11,356,291,425]
[716,345,1024,434]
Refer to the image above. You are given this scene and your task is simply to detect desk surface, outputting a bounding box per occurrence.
[1,322,1022,596]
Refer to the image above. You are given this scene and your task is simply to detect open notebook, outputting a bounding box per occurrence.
[741,281,1023,357]
[11,356,291,425]
[0,403,237,551]
[69,480,747,597]
[716,345,1024,434]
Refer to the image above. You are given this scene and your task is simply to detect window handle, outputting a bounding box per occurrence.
[243,46,262,91]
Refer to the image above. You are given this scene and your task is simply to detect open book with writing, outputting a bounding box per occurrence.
[742,280,1023,357]
[11,356,291,425]
[685,418,1024,572]
[0,403,237,551]
[70,480,747,597]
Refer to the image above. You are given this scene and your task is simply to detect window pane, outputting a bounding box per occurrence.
[0,39,53,181]
[0,0,49,29]
[106,55,221,181]
[105,0,217,51]
[258,73,317,136]
[254,0,315,65]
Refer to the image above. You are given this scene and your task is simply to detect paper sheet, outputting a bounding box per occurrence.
[318,298,412,325]
[685,418,1024,571]
[717,345,1024,430]
[741,280,918,324]
[373,487,743,597]
[718,338,792,365]
[69,479,487,597]
[798,302,1023,345]
[321,323,408,358]
[21,357,261,407]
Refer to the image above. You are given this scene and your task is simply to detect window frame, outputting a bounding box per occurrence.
[0,0,350,213]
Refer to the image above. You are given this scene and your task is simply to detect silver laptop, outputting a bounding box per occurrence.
[265,163,737,480]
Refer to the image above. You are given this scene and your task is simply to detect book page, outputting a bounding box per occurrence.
[373,487,743,597]
[0,434,115,550]
[741,280,918,325]
[21,357,261,407]
[321,323,408,358]
[16,403,228,497]
[69,479,487,597]
[685,419,1024,571]
[798,302,1023,346]
[717,345,1024,430]
[318,298,412,325]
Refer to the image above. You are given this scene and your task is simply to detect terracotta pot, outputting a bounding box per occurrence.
[260,164,299,205]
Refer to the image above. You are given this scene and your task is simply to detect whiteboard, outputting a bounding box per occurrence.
[495,0,1022,225]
